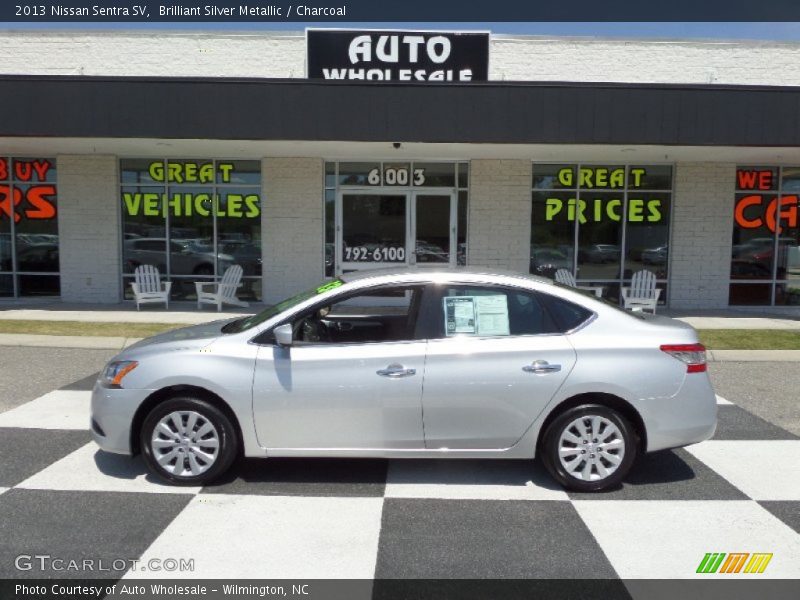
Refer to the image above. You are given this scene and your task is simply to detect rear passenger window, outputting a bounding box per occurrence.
[537,293,594,332]
[426,285,559,338]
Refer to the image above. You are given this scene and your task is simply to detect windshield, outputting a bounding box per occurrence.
[222,279,345,333]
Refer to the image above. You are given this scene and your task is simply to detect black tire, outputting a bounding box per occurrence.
[541,404,638,492]
[140,396,238,486]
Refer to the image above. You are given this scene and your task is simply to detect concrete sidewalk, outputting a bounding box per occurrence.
[664,313,800,330]
[0,304,254,325]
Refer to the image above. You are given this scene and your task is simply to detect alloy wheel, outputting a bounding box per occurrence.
[151,410,220,477]
[557,415,625,482]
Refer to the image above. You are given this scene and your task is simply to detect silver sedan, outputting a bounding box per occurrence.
[91,268,716,492]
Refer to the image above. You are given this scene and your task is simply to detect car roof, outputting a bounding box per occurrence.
[339,266,553,286]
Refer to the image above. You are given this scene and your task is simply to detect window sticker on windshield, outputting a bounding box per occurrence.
[443,295,510,337]
[316,280,343,294]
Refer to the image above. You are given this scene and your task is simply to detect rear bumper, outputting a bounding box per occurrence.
[90,383,152,455]
[641,372,717,453]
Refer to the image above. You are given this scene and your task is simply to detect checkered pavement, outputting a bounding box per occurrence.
[0,374,799,582]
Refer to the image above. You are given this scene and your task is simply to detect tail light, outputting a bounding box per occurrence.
[660,343,707,373]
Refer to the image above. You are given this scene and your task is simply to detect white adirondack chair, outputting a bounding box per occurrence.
[194,264,250,311]
[554,268,604,298]
[130,265,171,310]
[622,269,662,313]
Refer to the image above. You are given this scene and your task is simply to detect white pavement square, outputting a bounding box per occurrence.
[685,440,800,501]
[715,395,733,405]
[126,494,384,579]
[16,442,201,495]
[0,390,91,430]
[574,500,800,579]
[384,460,568,500]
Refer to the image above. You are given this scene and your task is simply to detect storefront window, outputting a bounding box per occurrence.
[531,164,672,304]
[0,157,60,297]
[323,161,469,276]
[730,166,800,306]
[120,159,262,302]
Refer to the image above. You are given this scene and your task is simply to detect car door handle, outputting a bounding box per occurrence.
[522,360,561,374]
[377,363,417,378]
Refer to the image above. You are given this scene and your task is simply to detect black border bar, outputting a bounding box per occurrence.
[3,579,800,600]
[4,1,800,22]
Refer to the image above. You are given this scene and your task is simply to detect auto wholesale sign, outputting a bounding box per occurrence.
[306,29,489,82]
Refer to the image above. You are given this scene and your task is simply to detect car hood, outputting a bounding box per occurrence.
[121,318,237,355]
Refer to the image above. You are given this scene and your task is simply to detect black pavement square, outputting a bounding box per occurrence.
[566,448,748,501]
[714,405,798,440]
[374,579,631,600]
[0,489,193,578]
[60,372,100,391]
[0,428,90,487]
[201,457,388,497]
[759,501,800,534]
[375,498,618,579]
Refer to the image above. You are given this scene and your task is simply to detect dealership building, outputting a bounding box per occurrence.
[1,29,800,311]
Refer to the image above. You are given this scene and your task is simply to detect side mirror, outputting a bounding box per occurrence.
[273,323,294,347]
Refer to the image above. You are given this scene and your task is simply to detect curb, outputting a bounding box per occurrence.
[707,349,800,362]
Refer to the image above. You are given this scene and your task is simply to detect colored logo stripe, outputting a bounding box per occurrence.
[744,553,773,574]
[696,552,773,574]
[719,553,749,573]
[697,553,726,573]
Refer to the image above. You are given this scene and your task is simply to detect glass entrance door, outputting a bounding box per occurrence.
[336,190,457,274]
[411,192,456,267]
[338,192,409,273]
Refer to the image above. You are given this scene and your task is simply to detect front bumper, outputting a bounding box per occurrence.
[90,382,153,455]
[641,372,718,453]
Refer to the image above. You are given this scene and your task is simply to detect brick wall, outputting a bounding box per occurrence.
[490,37,800,85]
[669,163,735,309]
[3,31,800,86]
[0,31,306,78]
[261,157,324,304]
[56,155,121,303]
[468,160,532,273]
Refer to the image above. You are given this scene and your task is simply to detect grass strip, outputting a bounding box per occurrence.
[697,329,800,350]
[0,320,181,338]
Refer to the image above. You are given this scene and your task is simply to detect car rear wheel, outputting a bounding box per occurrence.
[140,397,238,486]
[541,404,637,492]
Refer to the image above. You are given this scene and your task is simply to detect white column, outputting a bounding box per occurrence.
[669,163,735,309]
[56,155,121,303]
[261,157,324,304]
[467,159,532,273]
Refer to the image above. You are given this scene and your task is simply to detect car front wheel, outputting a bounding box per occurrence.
[140,397,238,486]
[541,404,637,492]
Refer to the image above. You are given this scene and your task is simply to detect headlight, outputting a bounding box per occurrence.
[101,360,138,388]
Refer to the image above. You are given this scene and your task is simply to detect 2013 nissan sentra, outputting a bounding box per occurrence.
[91,268,716,492]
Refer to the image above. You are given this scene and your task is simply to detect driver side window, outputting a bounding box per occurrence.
[292,285,423,345]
